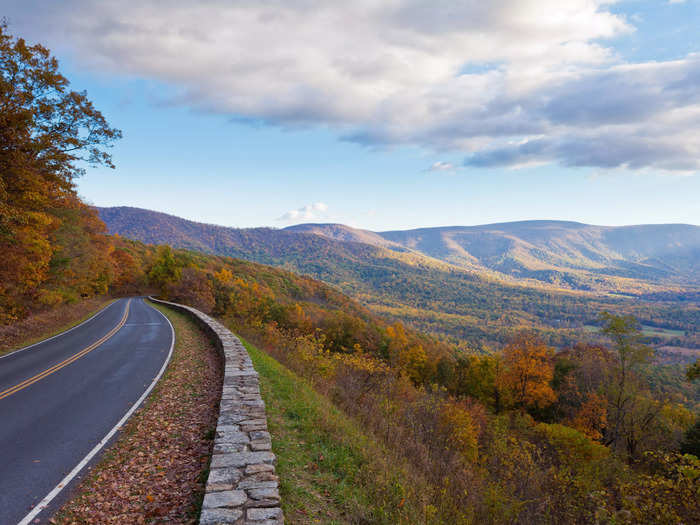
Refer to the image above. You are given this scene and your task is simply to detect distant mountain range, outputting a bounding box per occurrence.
[97,206,700,352]
[100,206,699,292]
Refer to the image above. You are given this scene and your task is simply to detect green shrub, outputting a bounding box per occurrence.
[535,422,609,464]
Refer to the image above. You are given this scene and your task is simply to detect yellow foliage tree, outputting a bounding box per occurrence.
[439,402,479,463]
[213,267,233,284]
[400,344,428,384]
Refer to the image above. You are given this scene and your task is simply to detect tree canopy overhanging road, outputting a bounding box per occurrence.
[0,297,173,524]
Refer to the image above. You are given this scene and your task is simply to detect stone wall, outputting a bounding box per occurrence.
[149,298,284,525]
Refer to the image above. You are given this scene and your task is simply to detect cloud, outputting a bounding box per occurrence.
[464,55,700,171]
[277,202,329,222]
[424,160,462,173]
[5,1,700,172]
[426,161,457,172]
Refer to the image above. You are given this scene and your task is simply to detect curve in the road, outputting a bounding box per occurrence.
[0,301,131,401]
[0,297,174,525]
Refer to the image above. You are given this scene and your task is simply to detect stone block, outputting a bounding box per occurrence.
[202,490,247,509]
[206,468,242,491]
[199,507,244,524]
[247,507,283,522]
[210,451,276,469]
[245,463,275,475]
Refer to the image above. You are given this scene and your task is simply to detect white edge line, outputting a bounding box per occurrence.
[0,299,121,360]
[16,298,176,525]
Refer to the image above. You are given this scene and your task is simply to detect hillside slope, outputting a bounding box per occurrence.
[99,207,699,351]
[100,207,700,290]
[291,221,700,289]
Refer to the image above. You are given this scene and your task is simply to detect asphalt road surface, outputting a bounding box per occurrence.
[0,297,173,524]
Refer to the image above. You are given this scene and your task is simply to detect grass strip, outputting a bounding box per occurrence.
[241,336,425,525]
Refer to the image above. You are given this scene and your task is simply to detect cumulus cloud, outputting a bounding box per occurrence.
[277,202,329,222]
[5,1,700,172]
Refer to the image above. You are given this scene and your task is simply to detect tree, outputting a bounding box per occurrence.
[0,23,121,320]
[598,312,655,456]
[147,245,181,296]
[686,360,700,382]
[451,355,503,411]
[551,343,613,430]
[169,267,215,312]
[570,392,607,441]
[680,420,700,457]
[499,331,556,411]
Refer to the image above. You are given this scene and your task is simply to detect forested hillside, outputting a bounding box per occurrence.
[294,221,700,289]
[99,206,700,353]
[127,242,700,524]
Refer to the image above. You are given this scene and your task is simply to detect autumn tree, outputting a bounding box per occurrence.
[439,401,479,463]
[169,267,215,312]
[110,241,143,294]
[499,331,556,411]
[450,355,503,412]
[680,420,700,457]
[0,23,121,321]
[551,343,612,437]
[569,392,608,441]
[385,322,432,383]
[598,312,659,456]
[147,245,182,297]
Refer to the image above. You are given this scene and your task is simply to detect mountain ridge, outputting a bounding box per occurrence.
[286,219,700,287]
[97,206,699,351]
[100,206,699,291]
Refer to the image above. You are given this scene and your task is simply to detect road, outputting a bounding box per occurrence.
[0,297,173,524]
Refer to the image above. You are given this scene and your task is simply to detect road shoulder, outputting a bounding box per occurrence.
[54,303,223,523]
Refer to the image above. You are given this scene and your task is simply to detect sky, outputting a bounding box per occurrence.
[3,0,700,230]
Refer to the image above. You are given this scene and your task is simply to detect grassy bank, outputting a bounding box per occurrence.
[240,336,427,524]
[0,297,115,356]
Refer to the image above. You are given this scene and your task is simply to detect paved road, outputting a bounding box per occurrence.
[0,297,173,524]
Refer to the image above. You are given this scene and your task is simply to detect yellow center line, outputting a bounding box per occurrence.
[0,299,132,401]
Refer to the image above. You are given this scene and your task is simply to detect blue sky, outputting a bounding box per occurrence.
[6,1,700,230]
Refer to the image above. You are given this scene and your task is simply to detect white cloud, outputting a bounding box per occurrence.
[426,161,457,172]
[5,1,700,172]
[277,202,329,222]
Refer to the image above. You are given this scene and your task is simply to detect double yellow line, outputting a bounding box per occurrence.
[0,300,131,401]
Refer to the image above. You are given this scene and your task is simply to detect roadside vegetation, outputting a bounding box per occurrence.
[0,297,112,355]
[55,304,221,524]
[243,336,427,524]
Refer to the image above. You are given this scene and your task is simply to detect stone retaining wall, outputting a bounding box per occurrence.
[149,298,284,525]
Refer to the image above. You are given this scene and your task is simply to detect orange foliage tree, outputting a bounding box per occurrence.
[499,331,556,411]
[0,23,120,321]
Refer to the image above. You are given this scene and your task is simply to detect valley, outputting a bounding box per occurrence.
[99,207,699,354]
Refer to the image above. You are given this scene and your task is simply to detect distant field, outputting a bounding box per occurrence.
[584,324,685,338]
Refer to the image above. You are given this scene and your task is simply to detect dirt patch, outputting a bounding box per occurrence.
[55,304,222,524]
